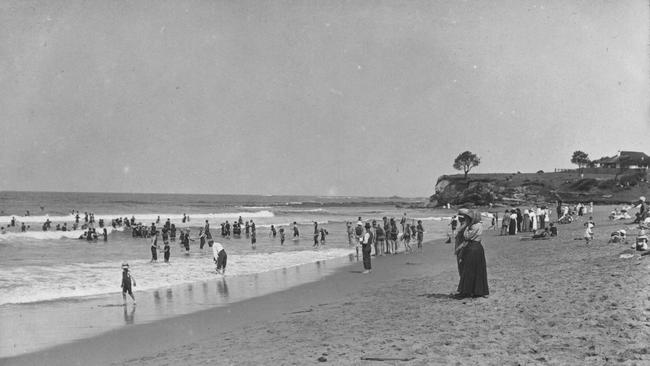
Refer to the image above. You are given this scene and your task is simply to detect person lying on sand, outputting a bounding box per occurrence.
[608,229,627,244]
[520,227,552,241]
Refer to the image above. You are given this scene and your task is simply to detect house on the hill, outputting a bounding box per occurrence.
[593,151,650,169]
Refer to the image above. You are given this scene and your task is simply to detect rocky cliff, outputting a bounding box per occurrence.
[429,171,649,207]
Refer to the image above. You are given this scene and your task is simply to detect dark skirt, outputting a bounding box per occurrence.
[508,220,516,235]
[457,241,489,297]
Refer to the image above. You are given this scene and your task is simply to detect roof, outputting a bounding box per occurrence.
[594,155,617,164]
[595,151,650,165]
[618,151,650,164]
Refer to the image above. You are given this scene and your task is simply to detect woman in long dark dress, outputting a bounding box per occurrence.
[454,209,489,298]
[507,210,516,235]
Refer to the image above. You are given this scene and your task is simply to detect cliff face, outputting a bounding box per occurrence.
[430,175,551,207]
[429,171,649,207]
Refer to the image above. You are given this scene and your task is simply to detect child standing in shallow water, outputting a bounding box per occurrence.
[121,263,136,305]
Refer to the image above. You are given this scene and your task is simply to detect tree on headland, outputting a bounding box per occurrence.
[571,150,590,173]
[453,151,481,179]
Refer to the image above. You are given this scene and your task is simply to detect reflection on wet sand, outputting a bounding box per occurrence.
[123,305,135,325]
[202,282,208,298]
[217,278,229,299]
[153,290,162,307]
[187,283,194,302]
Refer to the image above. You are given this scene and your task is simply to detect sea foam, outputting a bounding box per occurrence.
[0,247,354,305]
[0,210,275,225]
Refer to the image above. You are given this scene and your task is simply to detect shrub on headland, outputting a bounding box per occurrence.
[570,178,598,191]
[618,170,646,187]
[597,179,617,190]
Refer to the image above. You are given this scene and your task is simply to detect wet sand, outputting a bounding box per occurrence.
[4,206,650,365]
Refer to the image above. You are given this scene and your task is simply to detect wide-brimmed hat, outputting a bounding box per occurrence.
[121,262,129,269]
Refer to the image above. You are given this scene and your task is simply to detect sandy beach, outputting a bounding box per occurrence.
[4,205,650,366]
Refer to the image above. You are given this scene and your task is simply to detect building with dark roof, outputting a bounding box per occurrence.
[593,151,650,169]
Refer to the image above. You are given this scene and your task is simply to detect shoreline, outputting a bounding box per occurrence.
[5,205,650,365]
[2,237,452,366]
[0,249,361,358]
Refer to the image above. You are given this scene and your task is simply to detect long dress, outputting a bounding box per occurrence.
[457,221,489,297]
[457,241,490,297]
[508,214,517,235]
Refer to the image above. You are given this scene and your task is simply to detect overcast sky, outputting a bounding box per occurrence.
[1,0,648,197]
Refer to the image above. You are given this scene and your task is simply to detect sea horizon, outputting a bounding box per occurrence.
[0,189,428,200]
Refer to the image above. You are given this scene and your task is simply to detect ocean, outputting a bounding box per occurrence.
[0,191,452,357]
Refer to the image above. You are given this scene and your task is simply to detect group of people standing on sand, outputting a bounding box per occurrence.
[347,215,425,274]
[347,215,425,258]
[348,210,488,298]
[496,206,554,235]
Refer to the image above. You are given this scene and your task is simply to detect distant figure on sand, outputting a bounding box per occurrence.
[508,210,517,235]
[389,218,398,254]
[120,263,136,305]
[584,222,594,245]
[450,216,459,239]
[402,223,412,253]
[360,222,373,274]
[453,209,489,299]
[375,222,385,256]
[354,222,364,257]
[500,210,509,236]
[416,220,424,251]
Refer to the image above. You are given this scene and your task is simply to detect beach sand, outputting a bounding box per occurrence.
[4,206,650,365]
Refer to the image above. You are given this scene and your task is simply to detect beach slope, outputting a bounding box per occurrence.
[5,207,650,365]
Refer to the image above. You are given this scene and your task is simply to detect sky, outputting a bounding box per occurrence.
[1,0,648,197]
